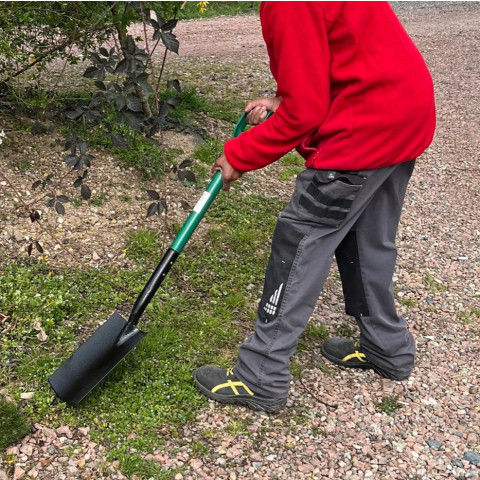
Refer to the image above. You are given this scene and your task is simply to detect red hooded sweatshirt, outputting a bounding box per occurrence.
[224,1,436,172]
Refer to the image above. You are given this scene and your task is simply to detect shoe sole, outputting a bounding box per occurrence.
[194,372,286,413]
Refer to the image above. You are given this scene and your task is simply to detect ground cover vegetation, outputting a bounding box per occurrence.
[0,2,304,477]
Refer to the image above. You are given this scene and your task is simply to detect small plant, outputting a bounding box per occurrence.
[225,420,248,436]
[0,397,30,450]
[423,275,448,293]
[305,323,329,341]
[191,440,210,456]
[279,165,303,181]
[335,324,356,338]
[378,395,402,415]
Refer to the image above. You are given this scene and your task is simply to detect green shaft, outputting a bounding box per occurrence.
[169,110,272,254]
[170,171,223,252]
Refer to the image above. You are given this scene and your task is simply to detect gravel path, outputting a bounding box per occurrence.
[1,3,479,480]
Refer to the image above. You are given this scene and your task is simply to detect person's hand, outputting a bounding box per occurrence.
[245,96,282,125]
[211,153,242,191]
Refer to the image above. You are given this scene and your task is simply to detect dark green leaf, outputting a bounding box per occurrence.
[96,67,106,82]
[57,195,70,203]
[137,80,153,95]
[159,102,170,122]
[125,35,136,56]
[146,202,159,218]
[147,190,160,200]
[83,66,98,78]
[113,58,129,75]
[161,19,178,31]
[115,95,127,111]
[179,159,193,169]
[27,243,33,256]
[32,180,42,190]
[111,134,128,149]
[73,178,83,188]
[183,170,196,183]
[29,210,40,222]
[65,108,84,120]
[35,241,44,254]
[89,52,102,64]
[166,97,181,107]
[180,200,191,211]
[126,95,143,112]
[134,52,148,64]
[124,82,136,94]
[81,184,92,200]
[99,47,109,57]
[160,32,179,54]
[95,81,106,91]
[78,140,87,155]
[167,79,181,93]
[55,202,65,215]
[124,112,143,131]
[64,155,79,167]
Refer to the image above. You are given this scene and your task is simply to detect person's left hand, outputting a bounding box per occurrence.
[211,153,242,191]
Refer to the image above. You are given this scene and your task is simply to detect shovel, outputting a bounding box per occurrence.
[48,112,253,405]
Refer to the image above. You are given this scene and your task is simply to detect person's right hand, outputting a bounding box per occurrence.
[245,96,282,125]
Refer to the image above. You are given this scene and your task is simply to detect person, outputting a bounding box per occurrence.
[194,1,436,413]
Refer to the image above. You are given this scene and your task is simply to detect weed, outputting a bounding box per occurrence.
[457,310,480,325]
[305,323,329,341]
[310,426,325,438]
[89,192,107,207]
[290,360,304,378]
[193,139,223,165]
[177,2,260,20]
[317,362,336,375]
[279,166,303,181]
[335,324,356,338]
[126,230,161,264]
[191,440,210,456]
[112,450,170,478]
[398,298,418,307]
[0,397,30,450]
[378,395,402,415]
[423,275,448,293]
[278,155,304,181]
[225,420,248,436]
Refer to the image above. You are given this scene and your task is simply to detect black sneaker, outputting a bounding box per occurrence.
[194,366,287,413]
[321,337,376,370]
[321,338,411,380]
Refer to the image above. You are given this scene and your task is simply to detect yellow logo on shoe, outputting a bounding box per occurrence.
[212,368,254,396]
[342,351,367,363]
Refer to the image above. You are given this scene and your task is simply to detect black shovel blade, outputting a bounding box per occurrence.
[48,312,145,405]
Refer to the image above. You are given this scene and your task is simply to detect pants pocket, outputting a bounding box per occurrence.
[298,170,367,227]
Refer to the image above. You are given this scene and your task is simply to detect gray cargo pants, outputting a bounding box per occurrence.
[234,160,416,397]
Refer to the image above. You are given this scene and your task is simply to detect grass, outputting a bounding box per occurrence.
[0,397,30,450]
[0,5,286,474]
[177,2,260,20]
[378,395,402,415]
[0,193,285,475]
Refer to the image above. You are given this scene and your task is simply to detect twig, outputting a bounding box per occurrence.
[297,374,339,409]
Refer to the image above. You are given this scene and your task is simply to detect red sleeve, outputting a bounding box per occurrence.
[224,2,331,172]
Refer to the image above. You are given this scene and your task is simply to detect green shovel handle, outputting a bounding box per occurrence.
[170,111,272,252]
[127,111,272,327]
